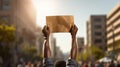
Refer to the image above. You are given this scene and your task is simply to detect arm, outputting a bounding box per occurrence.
[70,25,78,59]
[42,26,53,67]
[42,26,52,58]
[67,25,78,67]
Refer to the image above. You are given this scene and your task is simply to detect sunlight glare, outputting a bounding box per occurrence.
[32,0,58,27]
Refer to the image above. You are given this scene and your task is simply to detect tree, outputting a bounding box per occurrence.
[0,24,16,43]
[77,45,105,62]
[21,44,43,61]
[0,22,16,66]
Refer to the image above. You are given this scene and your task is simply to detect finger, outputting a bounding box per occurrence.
[46,26,50,31]
[44,25,47,29]
[71,24,75,30]
[69,25,73,32]
[44,26,48,31]
[43,25,46,31]
[42,25,47,33]
[74,25,78,30]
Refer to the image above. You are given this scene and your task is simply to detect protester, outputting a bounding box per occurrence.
[108,60,115,67]
[17,61,24,67]
[82,62,88,67]
[54,60,66,67]
[25,61,34,67]
[42,25,78,67]
[117,61,120,67]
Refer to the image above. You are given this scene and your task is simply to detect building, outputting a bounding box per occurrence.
[87,15,107,51]
[50,35,57,59]
[0,0,37,45]
[14,0,37,45]
[107,3,120,60]
[36,27,44,55]
[50,36,64,61]
[0,0,14,25]
[77,37,84,52]
[0,0,37,66]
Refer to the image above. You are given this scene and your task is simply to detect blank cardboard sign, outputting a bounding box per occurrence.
[46,16,74,33]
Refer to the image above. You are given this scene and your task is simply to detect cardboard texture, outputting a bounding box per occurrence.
[46,16,74,32]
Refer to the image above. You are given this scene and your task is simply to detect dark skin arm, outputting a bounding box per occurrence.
[42,25,78,59]
[69,25,78,59]
[42,26,52,58]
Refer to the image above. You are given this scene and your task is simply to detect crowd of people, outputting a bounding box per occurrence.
[16,60,120,67]
[78,60,120,67]
[17,61,42,67]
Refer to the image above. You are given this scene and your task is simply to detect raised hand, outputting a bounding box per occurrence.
[42,25,50,39]
[42,25,51,58]
[69,25,78,38]
[69,24,78,59]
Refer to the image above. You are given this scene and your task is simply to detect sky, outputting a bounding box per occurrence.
[32,0,120,53]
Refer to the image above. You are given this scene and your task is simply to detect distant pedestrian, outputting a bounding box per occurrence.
[17,61,24,67]
[117,61,120,67]
[25,61,34,67]
[82,62,88,67]
[108,60,115,67]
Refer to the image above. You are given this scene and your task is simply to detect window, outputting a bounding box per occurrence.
[0,16,9,24]
[94,18,102,22]
[94,32,102,36]
[94,25,102,29]
[94,39,102,43]
[2,0,10,10]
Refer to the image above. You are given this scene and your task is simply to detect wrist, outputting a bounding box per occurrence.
[46,35,50,39]
[44,35,49,40]
[72,35,76,39]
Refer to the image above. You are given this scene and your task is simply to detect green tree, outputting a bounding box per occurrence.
[0,23,16,66]
[77,45,105,61]
[90,46,105,60]
[21,44,43,61]
[0,24,16,43]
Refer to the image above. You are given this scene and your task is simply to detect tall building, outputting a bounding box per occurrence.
[50,36,64,61]
[87,15,107,51]
[77,37,84,52]
[107,3,120,60]
[0,0,37,66]
[36,27,44,55]
[50,35,57,58]
[14,0,37,45]
[0,0,14,25]
[0,0,36,45]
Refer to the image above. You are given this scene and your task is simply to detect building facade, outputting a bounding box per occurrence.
[77,37,84,52]
[0,0,14,25]
[14,0,37,45]
[107,3,120,60]
[0,0,37,45]
[0,0,37,66]
[87,15,107,51]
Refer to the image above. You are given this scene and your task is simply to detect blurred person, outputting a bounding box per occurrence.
[108,60,115,67]
[117,61,120,67]
[88,62,95,67]
[36,61,42,67]
[95,61,104,67]
[54,60,66,67]
[17,61,24,67]
[82,62,88,67]
[105,62,110,67]
[42,25,78,67]
[25,61,34,67]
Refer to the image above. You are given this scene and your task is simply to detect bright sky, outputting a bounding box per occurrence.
[32,0,119,53]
